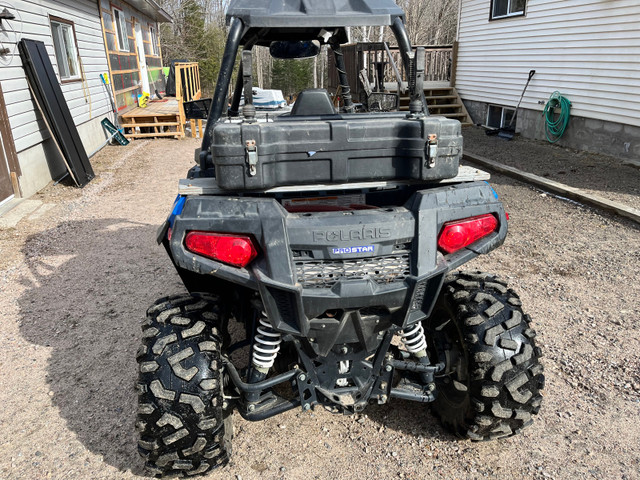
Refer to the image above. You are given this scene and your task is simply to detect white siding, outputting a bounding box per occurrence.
[455,0,640,127]
[0,0,111,153]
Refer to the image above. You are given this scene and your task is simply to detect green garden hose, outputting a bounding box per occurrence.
[543,91,571,143]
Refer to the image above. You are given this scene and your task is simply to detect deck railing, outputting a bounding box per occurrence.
[175,62,202,103]
[175,62,202,129]
[328,43,455,101]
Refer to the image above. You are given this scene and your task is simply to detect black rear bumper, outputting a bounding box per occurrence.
[164,181,507,337]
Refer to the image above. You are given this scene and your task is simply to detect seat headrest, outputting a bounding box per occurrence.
[290,89,336,116]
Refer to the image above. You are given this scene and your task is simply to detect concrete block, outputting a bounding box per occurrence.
[603,121,623,133]
[584,118,604,130]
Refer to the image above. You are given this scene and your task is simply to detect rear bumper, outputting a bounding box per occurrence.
[165,181,507,336]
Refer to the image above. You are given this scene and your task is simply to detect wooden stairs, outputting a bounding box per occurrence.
[399,86,472,126]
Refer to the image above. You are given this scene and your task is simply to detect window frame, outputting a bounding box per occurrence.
[486,104,515,129]
[112,6,130,52]
[148,24,159,56]
[49,16,82,83]
[490,0,526,20]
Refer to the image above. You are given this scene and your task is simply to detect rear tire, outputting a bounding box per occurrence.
[426,271,544,440]
[136,294,232,477]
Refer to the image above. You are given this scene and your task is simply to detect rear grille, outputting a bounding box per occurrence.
[295,254,410,288]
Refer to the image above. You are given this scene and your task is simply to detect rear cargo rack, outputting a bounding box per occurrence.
[178,165,490,196]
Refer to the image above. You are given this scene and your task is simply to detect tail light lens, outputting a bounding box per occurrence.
[437,214,499,254]
[185,232,258,268]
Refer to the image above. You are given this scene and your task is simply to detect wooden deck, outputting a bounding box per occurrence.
[119,99,184,140]
[118,63,203,140]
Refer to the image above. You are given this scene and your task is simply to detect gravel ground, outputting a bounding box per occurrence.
[0,134,639,480]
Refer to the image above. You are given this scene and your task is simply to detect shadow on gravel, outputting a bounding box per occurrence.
[366,399,457,441]
[17,219,185,475]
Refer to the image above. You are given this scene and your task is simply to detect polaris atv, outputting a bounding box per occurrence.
[136,0,544,476]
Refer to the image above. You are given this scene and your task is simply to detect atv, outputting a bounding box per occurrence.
[136,0,544,476]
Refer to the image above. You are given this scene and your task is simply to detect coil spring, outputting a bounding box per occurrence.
[401,322,427,354]
[251,313,282,370]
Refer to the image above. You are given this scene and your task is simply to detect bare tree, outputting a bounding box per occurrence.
[397,0,458,45]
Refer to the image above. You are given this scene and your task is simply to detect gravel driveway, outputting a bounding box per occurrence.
[0,134,639,480]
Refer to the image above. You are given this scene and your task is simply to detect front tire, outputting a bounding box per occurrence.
[426,271,544,440]
[136,294,232,477]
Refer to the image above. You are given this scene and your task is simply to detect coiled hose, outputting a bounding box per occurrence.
[543,91,571,143]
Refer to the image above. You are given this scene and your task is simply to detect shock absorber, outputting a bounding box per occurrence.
[400,322,438,385]
[401,322,428,358]
[252,313,282,373]
[246,311,282,402]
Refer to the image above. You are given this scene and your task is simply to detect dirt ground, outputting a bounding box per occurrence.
[0,131,639,480]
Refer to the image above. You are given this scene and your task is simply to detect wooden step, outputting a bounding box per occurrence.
[121,122,181,128]
[424,88,454,92]
[400,94,457,102]
[427,103,463,109]
[124,131,184,139]
[425,95,458,101]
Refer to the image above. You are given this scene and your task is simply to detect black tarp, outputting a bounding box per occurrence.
[19,39,94,187]
[165,59,188,97]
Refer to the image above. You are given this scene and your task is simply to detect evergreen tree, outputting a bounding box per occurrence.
[270,58,315,97]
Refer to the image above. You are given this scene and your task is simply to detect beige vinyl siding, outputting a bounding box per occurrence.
[0,0,111,153]
[455,0,640,127]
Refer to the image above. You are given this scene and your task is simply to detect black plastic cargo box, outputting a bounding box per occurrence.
[211,113,462,190]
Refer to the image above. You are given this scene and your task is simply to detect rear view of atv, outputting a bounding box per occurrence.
[136,0,544,476]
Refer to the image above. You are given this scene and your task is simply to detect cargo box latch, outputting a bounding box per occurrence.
[245,139,258,176]
[427,134,438,168]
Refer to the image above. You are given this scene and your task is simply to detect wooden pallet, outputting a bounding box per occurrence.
[119,99,185,140]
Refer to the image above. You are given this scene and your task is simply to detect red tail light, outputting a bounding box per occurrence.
[185,232,258,268]
[437,214,499,254]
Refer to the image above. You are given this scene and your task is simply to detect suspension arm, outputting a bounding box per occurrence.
[222,358,300,393]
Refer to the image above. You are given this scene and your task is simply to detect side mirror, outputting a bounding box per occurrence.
[270,40,320,59]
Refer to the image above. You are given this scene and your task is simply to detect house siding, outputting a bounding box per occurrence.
[0,0,114,196]
[1,0,112,154]
[455,0,640,128]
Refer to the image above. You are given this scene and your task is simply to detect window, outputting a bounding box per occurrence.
[486,105,515,128]
[50,17,80,81]
[491,0,526,19]
[113,7,130,51]
[149,25,159,56]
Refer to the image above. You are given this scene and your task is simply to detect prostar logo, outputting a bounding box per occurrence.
[312,226,391,243]
[332,245,374,254]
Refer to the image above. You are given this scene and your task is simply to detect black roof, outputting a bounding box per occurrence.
[226,0,405,28]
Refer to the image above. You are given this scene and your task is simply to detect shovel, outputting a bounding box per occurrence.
[496,69,536,139]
